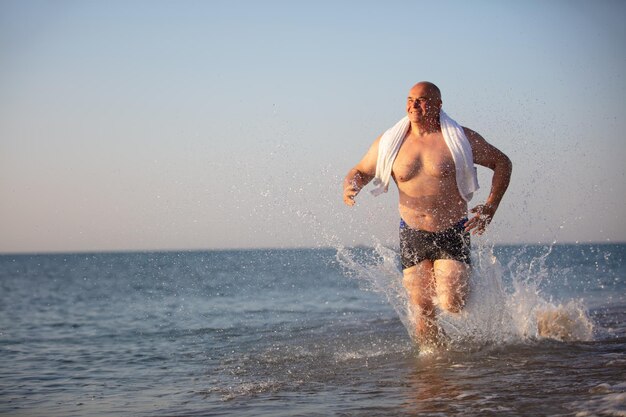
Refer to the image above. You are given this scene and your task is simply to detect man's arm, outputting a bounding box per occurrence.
[342,136,381,206]
[463,128,513,235]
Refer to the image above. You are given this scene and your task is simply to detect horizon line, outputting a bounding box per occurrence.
[1,240,624,257]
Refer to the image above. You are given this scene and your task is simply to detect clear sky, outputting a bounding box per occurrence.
[1,0,625,253]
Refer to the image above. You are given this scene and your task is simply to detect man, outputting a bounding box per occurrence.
[342,82,512,346]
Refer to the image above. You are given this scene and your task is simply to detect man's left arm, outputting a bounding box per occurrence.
[463,128,513,235]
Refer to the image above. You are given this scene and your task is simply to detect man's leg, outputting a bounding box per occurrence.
[433,259,470,313]
[402,260,443,345]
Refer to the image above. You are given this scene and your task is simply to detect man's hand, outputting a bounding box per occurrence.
[465,204,497,235]
[343,181,359,206]
[343,167,374,207]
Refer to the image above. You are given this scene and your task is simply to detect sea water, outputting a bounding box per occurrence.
[0,244,625,416]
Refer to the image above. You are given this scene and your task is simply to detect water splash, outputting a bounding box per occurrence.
[335,243,412,335]
[335,240,595,352]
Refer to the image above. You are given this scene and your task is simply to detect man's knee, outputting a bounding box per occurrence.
[438,291,466,313]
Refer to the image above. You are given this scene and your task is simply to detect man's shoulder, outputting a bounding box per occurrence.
[462,127,486,144]
[461,126,477,136]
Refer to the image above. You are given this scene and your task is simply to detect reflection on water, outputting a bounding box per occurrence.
[402,354,464,415]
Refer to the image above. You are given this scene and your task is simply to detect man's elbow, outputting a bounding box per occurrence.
[504,155,512,174]
[498,155,512,175]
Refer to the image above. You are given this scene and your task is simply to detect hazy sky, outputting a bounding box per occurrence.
[1,0,625,253]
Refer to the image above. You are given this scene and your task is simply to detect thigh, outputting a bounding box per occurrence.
[433,259,470,299]
[402,261,436,303]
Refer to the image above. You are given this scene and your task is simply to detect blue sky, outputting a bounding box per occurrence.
[1,0,625,253]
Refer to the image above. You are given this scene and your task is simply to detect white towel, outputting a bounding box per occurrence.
[370,110,479,202]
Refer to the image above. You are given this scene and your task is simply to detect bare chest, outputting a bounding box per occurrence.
[392,137,455,183]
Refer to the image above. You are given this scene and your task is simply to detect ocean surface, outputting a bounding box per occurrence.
[1,243,625,416]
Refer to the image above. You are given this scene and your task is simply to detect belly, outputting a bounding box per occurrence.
[395,176,467,232]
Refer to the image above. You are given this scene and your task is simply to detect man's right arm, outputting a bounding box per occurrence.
[342,136,381,206]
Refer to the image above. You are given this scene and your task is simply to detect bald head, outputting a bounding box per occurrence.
[411,81,441,100]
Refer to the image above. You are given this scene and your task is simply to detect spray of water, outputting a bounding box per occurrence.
[334,239,594,353]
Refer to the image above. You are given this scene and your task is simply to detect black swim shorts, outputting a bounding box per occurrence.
[399,218,471,269]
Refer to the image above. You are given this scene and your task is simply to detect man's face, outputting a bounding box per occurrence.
[406,84,441,123]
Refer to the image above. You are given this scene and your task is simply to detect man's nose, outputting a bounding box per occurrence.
[412,99,420,108]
